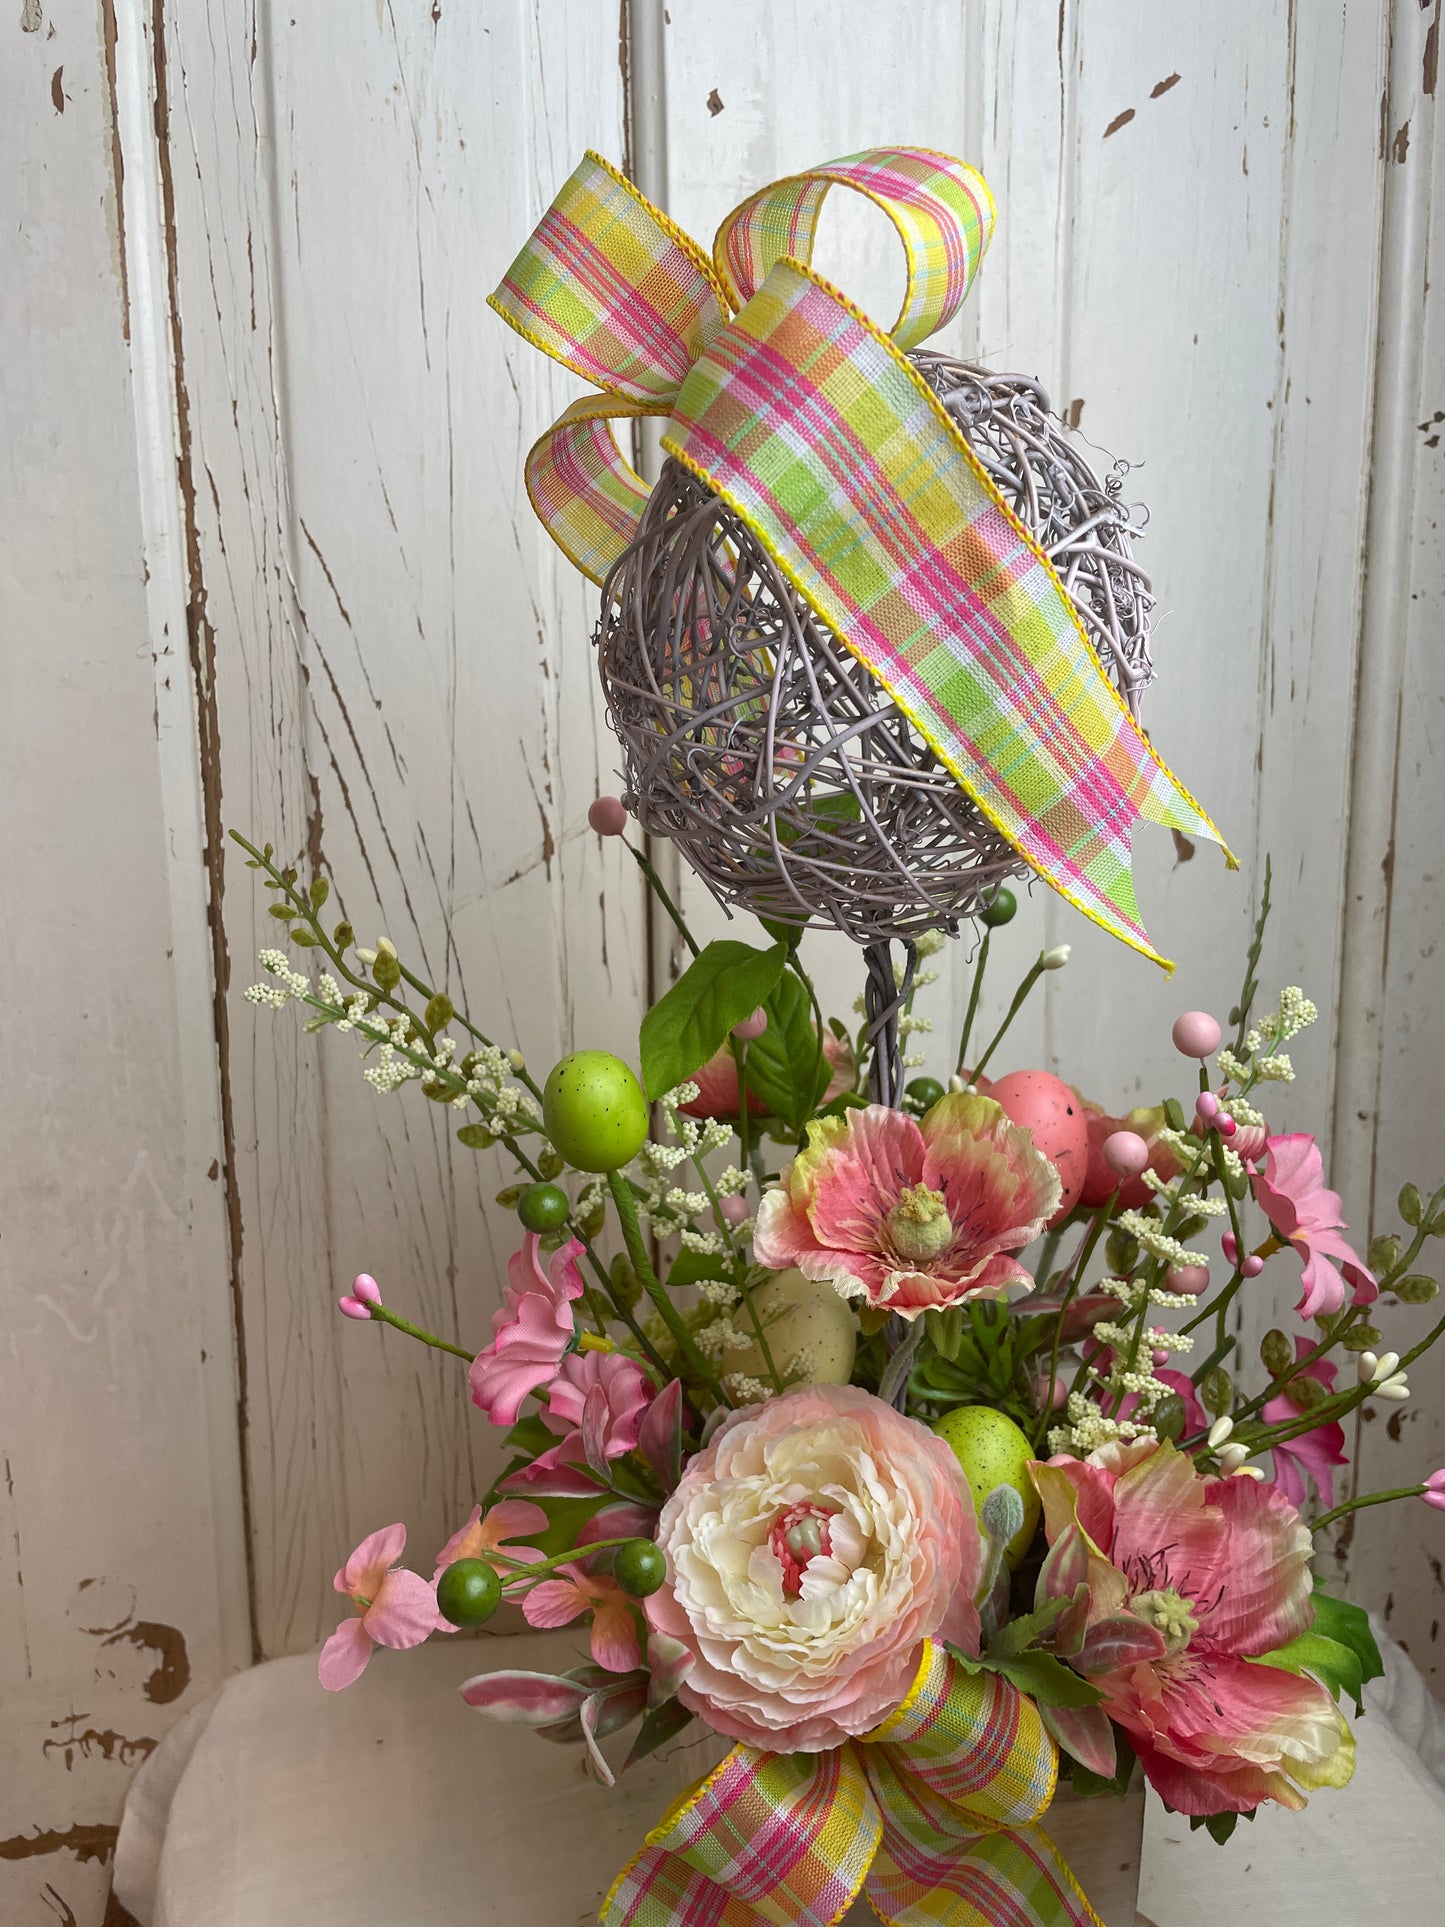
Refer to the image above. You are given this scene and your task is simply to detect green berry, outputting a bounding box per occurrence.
[905,1076,945,1114]
[436,1558,501,1627]
[979,884,1018,928]
[517,1181,570,1233]
[542,1051,650,1173]
[614,1539,667,1598]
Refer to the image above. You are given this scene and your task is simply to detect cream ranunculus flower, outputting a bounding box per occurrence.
[645,1383,983,1751]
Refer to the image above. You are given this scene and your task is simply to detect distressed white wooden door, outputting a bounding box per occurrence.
[3,5,1443,1925]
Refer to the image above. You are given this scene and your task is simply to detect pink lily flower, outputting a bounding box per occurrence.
[1261,1339,1349,1508]
[754,1093,1060,1319]
[1252,1135,1377,1320]
[432,1500,548,1581]
[468,1234,584,1425]
[1034,1440,1354,1815]
[522,1562,642,1674]
[318,1524,440,1691]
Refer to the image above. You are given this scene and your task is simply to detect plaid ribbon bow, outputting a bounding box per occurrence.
[489,147,1232,967]
[600,1642,1104,1927]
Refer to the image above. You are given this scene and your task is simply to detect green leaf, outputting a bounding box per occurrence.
[502,1413,556,1457]
[986,1651,1103,1709]
[372,950,402,991]
[757,915,804,950]
[1309,1591,1384,1709]
[1254,1632,1364,1712]
[456,1123,496,1150]
[1069,1731,1137,1800]
[310,876,330,910]
[639,940,788,1100]
[290,928,319,947]
[667,1249,731,1290]
[333,920,354,949]
[1196,1811,1240,1846]
[774,792,863,846]
[744,971,831,1128]
[988,1591,1072,1659]
[267,903,298,920]
[623,1697,693,1769]
[425,992,455,1032]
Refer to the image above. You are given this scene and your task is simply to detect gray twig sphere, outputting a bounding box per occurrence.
[596,351,1156,943]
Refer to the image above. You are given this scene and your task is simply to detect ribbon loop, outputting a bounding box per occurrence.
[524,395,661,584]
[713,147,995,350]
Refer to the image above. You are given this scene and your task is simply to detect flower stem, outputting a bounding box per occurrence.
[730,1038,754,1171]
[492,1536,641,1586]
[605,1168,731,1405]
[624,840,700,959]
[368,1303,475,1362]
[970,958,1044,1083]
[1311,1486,1427,1535]
[955,930,991,1076]
[878,1317,926,1409]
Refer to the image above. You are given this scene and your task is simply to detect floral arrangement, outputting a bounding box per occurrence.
[237,827,1445,1925]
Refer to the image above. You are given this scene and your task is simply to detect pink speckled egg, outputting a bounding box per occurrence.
[987,1069,1091,1226]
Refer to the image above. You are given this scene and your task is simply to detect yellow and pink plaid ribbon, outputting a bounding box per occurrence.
[489,148,1232,967]
[600,1642,1104,1927]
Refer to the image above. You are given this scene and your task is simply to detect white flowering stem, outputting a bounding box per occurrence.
[365,1303,475,1362]
[623,840,701,960]
[1310,1486,1428,1535]
[689,1159,784,1397]
[970,958,1045,1083]
[605,1169,731,1405]
[878,1316,926,1409]
[1033,1194,1117,1451]
[953,930,991,1076]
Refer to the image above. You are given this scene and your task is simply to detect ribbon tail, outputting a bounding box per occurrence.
[664,258,1233,970]
[863,1818,1105,1927]
[601,1742,878,1927]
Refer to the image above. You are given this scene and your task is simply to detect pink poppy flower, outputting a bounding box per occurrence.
[1261,1340,1348,1509]
[753,1093,1060,1319]
[1034,1440,1354,1815]
[679,1031,855,1120]
[467,1235,584,1425]
[1252,1136,1377,1320]
[318,1524,440,1691]
[432,1500,549,1580]
[522,1562,641,1673]
[646,1383,982,1752]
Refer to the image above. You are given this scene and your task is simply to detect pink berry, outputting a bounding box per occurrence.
[1195,1091,1220,1124]
[732,1007,768,1041]
[1103,1130,1150,1178]
[352,1272,382,1305]
[1151,1347,1171,1367]
[1167,1263,1209,1298]
[588,796,629,836]
[338,1295,373,1321]
[1172,1011,1222,1059]
[1216,1113,1237,1138]
[1221,1232,1240,1265]
[1031,1372,1068,1411]
[1241,1253,1264,1278]
[719,1195,750,1227]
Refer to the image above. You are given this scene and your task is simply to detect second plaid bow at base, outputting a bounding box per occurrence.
[601,1642,1105,1927]
[489,145,1232,970]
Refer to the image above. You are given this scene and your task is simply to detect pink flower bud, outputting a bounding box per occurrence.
[1216,1113,1237,1138]
[1195,1091,1220,1124]
[1151,1346,1171,1367]
[338,1295,373,1321]
[719,1195,750,1227]
[1103,1130,1150,1178]
[1172,1011,1222,1059]
[587,796,629,836]
[352,1273,382,1305]
[1031,1372,1068,1411]
[1241,1253,1264,1278]
[1421,1470,1445,1509]
[732,1007,768,1042]
[1166,1263,1210,1298]
[1222,1232,1240,1266]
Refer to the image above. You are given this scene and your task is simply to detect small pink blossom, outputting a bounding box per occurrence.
[467,1235,584,1425]
[1261,1340,1348,1509]
[432,1500,548,1581]
[522,1562,641,1673]
[1421,1470,1445,1513]
[1252,1136,1377,1320]
[543,1350,653,1459]
[338,1271,383,1320]
[754,1094,1060,1319]
[318,1524,440,1691]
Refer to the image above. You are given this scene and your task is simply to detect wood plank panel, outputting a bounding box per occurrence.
[160,0,644,1656]
[0,4,250,1922]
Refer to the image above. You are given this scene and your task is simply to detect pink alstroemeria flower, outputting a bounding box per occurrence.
[432,1500,549,1581]
[543,1350,653,1459]
[753,1093,1060,1318]
[467,1234,584,1425]
[522,1562,641,1674]
[318,1524,440,1691]
[1261,1340,1348,1509]
[1252,1136,1378,1320]
[1034,1440,1354,1816]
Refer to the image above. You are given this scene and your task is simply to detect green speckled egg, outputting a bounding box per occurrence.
[932,1405,1042,1566]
